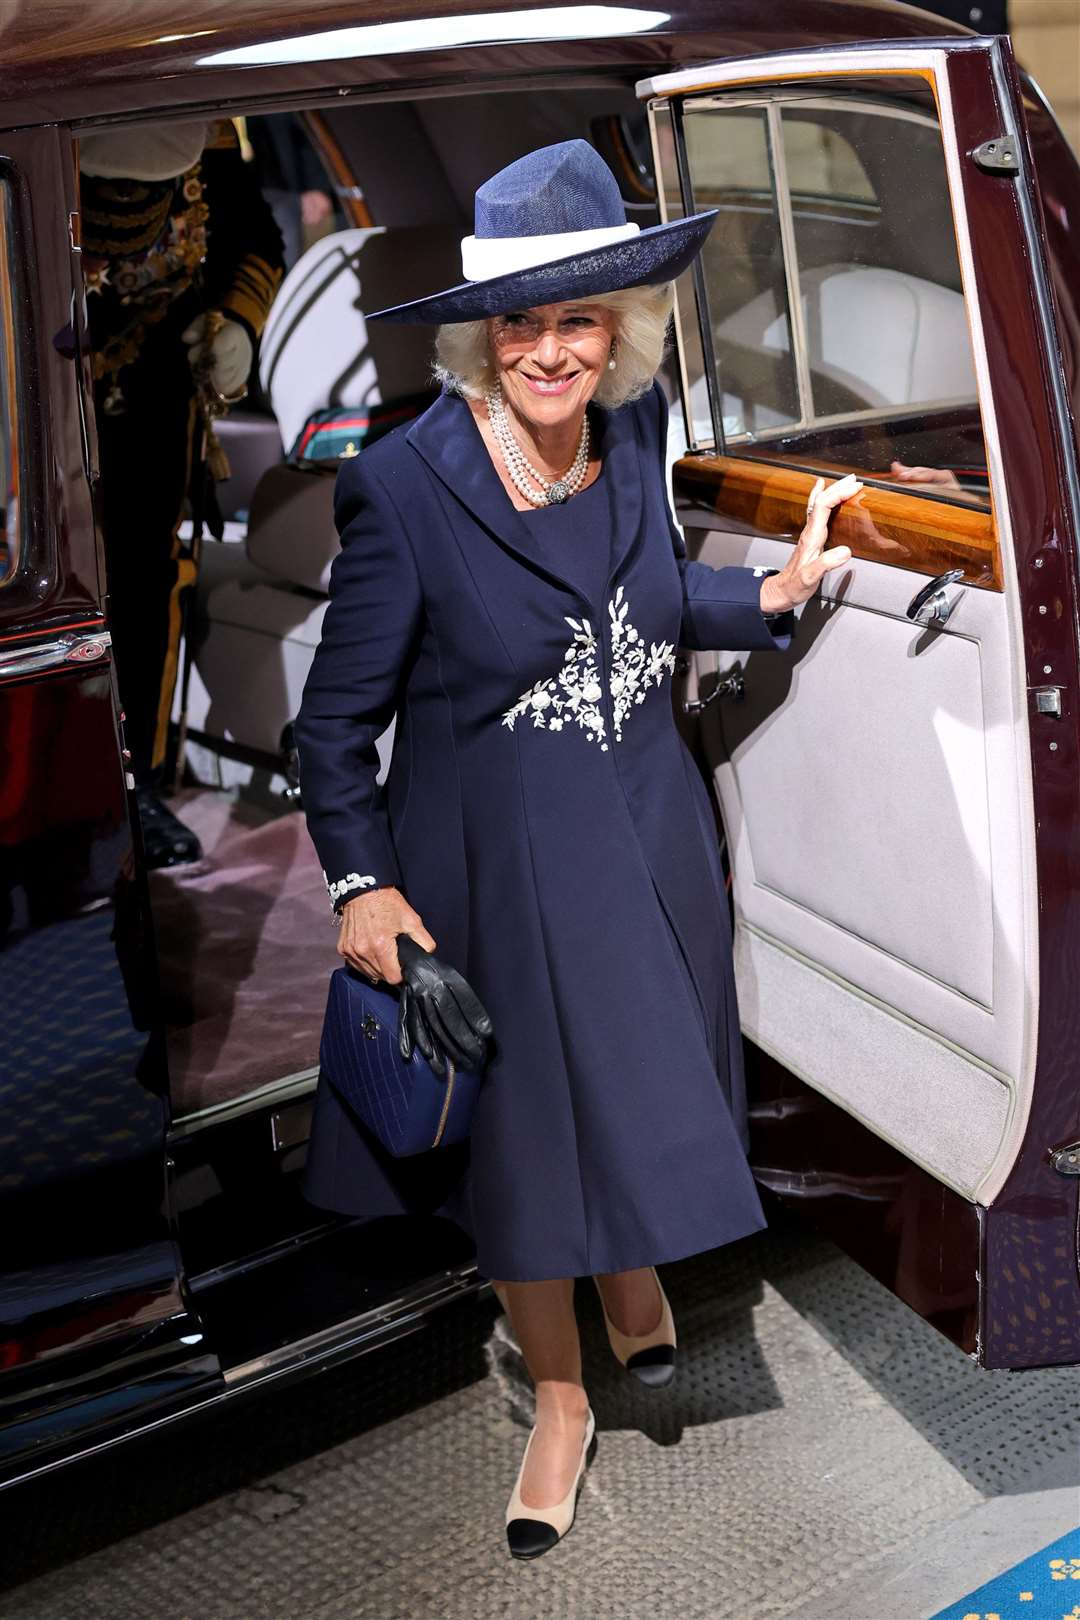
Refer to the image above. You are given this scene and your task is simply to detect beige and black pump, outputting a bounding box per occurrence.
[594,1268,677,1388]
[505,1407,597,1559]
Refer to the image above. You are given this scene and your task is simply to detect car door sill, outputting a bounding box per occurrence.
[221,1263,485,1391]
[170,1067,319,1137]
[0,1266,486,1494]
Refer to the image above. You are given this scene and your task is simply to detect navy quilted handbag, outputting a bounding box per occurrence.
[319,966,482,1156]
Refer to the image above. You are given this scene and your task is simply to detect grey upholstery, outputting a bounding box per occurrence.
[212,412,284,520]
[706,266,978,436]
[181,224,462,782]
[190,539,327,757]
[679,515,1038,1206]
[244,462,338,594]
[794,265,976,407]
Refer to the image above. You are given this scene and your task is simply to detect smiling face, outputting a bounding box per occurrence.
[487,301,617,430]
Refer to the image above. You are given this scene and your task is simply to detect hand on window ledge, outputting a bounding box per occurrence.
[759,473,860,614]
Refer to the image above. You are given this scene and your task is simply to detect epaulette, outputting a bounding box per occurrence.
[205,119,240,152]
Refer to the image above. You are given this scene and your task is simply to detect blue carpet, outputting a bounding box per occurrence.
[930,1527,1080,1620]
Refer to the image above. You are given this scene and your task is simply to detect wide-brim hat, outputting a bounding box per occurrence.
[366,139,717,324]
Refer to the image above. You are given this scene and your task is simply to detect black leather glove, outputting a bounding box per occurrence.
[395,933,494,1076]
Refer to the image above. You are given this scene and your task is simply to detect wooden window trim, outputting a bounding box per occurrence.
[675,454,1001,591]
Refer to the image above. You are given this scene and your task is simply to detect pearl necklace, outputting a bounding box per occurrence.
[485,384,590,506]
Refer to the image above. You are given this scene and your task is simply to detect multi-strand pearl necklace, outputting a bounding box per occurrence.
[485,384,590,506]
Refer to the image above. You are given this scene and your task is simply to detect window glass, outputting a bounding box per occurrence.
[0,188,21,587]
[650,99,713,449]
[679,81,990,510]
[783,120,873,202]
[681,104,800,439]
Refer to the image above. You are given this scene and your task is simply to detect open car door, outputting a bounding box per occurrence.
[640,35,1080,1369]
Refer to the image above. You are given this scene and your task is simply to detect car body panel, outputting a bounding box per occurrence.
[0,2,973,129]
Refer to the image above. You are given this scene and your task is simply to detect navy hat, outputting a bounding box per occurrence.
[366,139,717,324]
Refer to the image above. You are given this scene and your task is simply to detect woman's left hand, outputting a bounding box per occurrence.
[758,472,860,615]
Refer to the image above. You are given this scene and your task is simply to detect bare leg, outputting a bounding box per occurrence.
[494,1278,591,1509]
[594,1266,664,1336]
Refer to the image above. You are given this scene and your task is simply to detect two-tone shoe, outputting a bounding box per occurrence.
[505,1407,596,1559]
[594,1267,677,1388]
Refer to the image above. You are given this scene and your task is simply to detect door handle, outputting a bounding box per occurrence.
[683,668,745,714]
[906,569,965,628]
[0,629,111,680]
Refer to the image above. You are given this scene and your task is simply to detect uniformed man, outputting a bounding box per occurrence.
[80,119,284,866]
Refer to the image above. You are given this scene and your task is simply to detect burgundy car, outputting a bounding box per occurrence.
[2,0,1079,1492]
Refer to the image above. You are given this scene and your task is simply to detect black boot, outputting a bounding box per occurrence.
[135,786,203,870]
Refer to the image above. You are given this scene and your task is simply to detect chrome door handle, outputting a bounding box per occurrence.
[684,669,745,714]
[906,569,965,627]
[0,629,111,680]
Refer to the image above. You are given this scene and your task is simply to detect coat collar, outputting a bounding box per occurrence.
[405,390,646,605]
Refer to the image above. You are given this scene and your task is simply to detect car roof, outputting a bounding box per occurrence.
[1,0,973,130]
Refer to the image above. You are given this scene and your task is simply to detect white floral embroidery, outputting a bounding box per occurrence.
[607,586,676,742]
[501,587,675,750]
[324,870,377,905]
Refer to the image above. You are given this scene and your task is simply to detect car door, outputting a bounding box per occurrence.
[640,36,1080,1370]
[0,126,219,1487]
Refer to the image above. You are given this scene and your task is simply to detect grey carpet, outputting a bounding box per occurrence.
[3,1224,1078,1619]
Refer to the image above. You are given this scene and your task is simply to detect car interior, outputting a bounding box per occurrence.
[84,73,1006,1187]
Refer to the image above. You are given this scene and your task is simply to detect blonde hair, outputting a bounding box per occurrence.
[432,283,675,410]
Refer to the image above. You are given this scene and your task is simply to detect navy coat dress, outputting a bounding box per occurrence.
[295,380,794,1282]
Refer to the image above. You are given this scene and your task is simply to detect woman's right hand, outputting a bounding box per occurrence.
[337,887,436,985]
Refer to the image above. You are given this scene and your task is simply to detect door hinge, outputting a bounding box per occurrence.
[972,135,1019,176]
[1049,1140,1080,1176]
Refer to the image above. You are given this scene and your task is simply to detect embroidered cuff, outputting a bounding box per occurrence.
[324,869,379,911]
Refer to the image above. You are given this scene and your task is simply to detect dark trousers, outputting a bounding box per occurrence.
[95,341,200,781]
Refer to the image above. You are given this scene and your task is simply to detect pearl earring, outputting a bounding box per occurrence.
[608,343,617,371]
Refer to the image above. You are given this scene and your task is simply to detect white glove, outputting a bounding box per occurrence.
[181,312,252,397]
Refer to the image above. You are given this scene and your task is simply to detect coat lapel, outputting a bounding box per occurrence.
[407,390,647,607]
[596,397,646,593]
[407,392,581,598]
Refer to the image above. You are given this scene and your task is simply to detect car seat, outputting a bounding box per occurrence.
[709,264,977,433]
[178,223,463,791]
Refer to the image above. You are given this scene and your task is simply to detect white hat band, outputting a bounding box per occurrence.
[460,222,640,284]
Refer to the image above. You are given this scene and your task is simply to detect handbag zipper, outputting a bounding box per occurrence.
[431,1061,457,1147]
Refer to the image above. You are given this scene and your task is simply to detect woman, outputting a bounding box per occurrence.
[295,139,856,1558]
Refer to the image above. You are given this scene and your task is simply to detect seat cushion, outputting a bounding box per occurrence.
[244,461,339,594]
[197,578,327,755]
[213,412,284,519]
[205,577,327,644]
[718,264,977,415]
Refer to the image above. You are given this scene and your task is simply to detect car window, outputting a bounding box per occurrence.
[783,118,874,203]
[676,82,990,509]
[0,187,21,587]
[682,105,801,439]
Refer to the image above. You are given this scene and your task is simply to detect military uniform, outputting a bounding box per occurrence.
[83,119,284,782]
